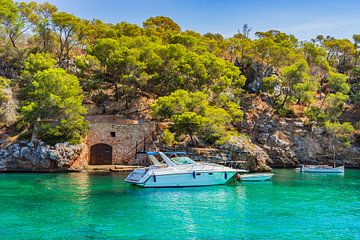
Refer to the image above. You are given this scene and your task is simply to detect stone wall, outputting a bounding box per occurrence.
[86,115,156,165]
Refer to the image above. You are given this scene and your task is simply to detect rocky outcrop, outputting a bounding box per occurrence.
[252,117,360,168]
[220,136,272,172]
[0,141,87,172]
[240,95,360,168]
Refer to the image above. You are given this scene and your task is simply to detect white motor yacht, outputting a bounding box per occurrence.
[125,152,245,188]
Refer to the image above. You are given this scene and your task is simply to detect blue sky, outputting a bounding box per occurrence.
[29,0,360,40]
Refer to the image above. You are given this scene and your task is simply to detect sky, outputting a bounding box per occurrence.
[28,0,360,40]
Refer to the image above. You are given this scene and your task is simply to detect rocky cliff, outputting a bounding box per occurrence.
[0,141,87,172]
[239,95,360,168]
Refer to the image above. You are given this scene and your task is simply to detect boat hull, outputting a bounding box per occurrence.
[239,173,273,181]
[295,166,344,173]
[130,171,237,188]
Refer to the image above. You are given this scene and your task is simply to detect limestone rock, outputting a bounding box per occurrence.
[0,150,9,158]
[0,141,86,172]
[12,151,20,159]
[20,147,30,159]
[221,136,272,172]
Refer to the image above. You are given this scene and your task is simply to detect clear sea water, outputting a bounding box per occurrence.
[0,169,359,240]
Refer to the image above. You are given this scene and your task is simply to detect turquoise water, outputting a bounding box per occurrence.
[0,170,359,240]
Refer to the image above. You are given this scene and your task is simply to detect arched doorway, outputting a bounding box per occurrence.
[90,144,112,165]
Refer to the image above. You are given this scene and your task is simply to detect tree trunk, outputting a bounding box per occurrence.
[319,93,328,110]
[125,95,129,109]
[9,35,17,49]
[189,133,196,147]
[31,118,40,142]
[114,83,119,101]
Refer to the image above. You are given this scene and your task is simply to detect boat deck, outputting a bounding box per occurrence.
[86,165,141,172]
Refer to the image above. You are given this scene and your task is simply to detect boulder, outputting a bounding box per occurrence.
[7,144,20,153]
[0,150,9,158]
[12,151,20,159]
[0,141,86,172]
[20,147,31,159]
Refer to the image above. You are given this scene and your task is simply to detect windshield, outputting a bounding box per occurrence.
[171,156,196,165]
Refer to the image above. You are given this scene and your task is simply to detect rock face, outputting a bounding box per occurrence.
[240,95,360,168]
[0,141,86,172]
[220,136,272,172]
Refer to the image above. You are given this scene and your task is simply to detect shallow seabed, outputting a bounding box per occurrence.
[0,169,359,240]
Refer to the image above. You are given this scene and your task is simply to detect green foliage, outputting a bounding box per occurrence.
[305,106,327,124]
[114,22,143,37]
[326,72,350,94]
[152,90,241,145]
[0,76,10,102]
[262,76,278,93]
[51,11,83,67]
[143,16,180,42]
[0,2,358,148]
[302,42,331,75]
[91,38,120,64]
[325,92,349,121]
[199,106,232,144]
[274,60,313,111]
[74,54,101,77]
[252,32,300,70]
[277,104,293,117]
[323,38,355,73]
[22,52,56,76]
[324,121,354,147]
[0,0,25,48]
[162,129,175,146]
[151,90,208,120]
[173,112,204,144]
[281,60,310,86]
[293,81,317,104]
[20,68,87,144]
[223,101,244,122]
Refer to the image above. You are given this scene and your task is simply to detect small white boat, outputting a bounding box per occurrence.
[125,152,246,188]
[238,173,273,181]
[295,165,344,173]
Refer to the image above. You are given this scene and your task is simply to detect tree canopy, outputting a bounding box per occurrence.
[0,0,357,147]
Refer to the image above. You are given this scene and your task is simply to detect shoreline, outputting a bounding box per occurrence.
[1,166,359,174]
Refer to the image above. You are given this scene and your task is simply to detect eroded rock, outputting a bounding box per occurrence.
[0,141,86,172]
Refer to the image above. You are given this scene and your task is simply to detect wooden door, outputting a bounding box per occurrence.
[90,144,112,165]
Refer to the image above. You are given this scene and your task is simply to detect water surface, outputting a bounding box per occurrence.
[0,169,359,239]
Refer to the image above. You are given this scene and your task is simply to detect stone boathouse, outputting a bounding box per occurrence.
[85,115,156,165]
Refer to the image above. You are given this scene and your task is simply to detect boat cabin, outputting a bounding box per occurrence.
[137,151,195,167]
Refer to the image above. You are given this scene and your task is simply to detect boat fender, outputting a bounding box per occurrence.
[236,173,241,180]
[153,175,156,182]
[192,171,196,179]
[224,172,228,180]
